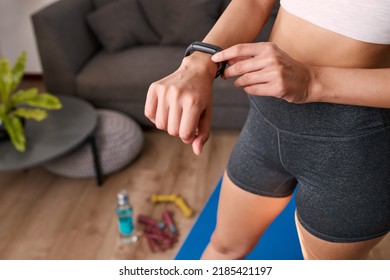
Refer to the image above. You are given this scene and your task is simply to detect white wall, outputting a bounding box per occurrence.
[0,0,59,73]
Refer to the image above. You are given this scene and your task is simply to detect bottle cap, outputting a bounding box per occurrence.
[117,190,129,206]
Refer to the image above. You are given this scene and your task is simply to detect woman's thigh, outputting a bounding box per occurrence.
[202,172,293,259]
[295,213,387,260]
[202,102,298,259]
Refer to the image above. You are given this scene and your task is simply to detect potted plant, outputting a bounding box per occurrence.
[0,52,62,152]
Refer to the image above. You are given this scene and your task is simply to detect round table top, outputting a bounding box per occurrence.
[0,95,97,171]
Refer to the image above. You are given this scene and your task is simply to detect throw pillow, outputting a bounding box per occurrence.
[139,0,223,45]
[87,0,159,52]
[137,0,165,37]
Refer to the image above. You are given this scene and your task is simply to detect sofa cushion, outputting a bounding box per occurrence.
[87,0,159,52]
[139,0,224,45]
[93,0,121,9]
[137,0,165,37]
[76,46,185,103]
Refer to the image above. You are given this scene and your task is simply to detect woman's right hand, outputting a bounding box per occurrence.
[144,53,217,155]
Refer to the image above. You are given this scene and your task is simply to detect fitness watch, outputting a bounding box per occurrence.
[184,41,226,78]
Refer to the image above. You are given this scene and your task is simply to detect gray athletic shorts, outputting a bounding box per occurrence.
[227,95,390,242]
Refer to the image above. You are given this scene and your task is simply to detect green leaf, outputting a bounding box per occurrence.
[10,88,38,105]
[0,57,13,104]
[11,51,26,92]
[0,104,5,117]
[12,92,62,110]
[2,114,26,152]
[12,108,47,121]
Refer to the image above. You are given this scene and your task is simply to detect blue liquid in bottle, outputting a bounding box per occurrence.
[116,191,138,244]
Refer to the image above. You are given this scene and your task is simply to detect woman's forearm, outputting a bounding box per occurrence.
[184,0,276,76]
[311,66,390,108]
[169,0,276,77]
[204,0,276,48]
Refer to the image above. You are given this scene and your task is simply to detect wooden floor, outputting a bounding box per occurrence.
[0,128,238,260]
[0,78,388,260]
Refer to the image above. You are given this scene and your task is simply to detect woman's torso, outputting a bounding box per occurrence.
[270,6,390,68]
[250,4,390,137]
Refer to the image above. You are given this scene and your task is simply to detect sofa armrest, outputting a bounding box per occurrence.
[32,0,99,95]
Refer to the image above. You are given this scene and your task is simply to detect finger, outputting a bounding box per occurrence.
[179,106,202,144]
[212,43,264,63]
[167,105,182,136]
[192,109,211,156]
[155,96,169,131]
[144,86,158,123]
[234,69,273,88]
[227,56,253,66]
[222,56,254,80]
[224,57,267,79]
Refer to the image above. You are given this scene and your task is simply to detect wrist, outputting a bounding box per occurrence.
[184,41,226,78]
[182,52,219,79]
[308,66,326,103]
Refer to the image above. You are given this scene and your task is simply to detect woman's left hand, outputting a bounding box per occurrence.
[212,42,314,103]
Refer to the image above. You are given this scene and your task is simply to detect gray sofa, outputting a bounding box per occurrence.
[32,0,279,129]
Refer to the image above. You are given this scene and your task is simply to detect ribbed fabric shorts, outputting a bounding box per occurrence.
[227,95,390,242]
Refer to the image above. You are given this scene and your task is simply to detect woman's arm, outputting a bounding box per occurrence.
[212,42,390,108]
[145,0,276,155]
[310,67,390,108]
[185,0,276,75]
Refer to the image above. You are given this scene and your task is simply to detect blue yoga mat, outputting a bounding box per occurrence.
[175,178,303,260]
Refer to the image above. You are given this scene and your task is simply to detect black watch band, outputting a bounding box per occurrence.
[184,41,226,78]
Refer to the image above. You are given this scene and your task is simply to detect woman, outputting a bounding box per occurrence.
[144,0,390,259]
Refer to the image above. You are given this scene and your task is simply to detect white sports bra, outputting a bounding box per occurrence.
[280,0,390,44]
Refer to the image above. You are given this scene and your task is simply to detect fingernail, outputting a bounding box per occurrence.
[195,146,202,156]
[211,53,219,61]
[193,143,201,156]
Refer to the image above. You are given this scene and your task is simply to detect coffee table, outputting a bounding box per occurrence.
[0,95,104,185]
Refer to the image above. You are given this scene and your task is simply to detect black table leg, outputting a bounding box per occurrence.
[88,131,104,186]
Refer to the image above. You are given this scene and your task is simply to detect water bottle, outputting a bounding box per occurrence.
[116,190,138,244]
